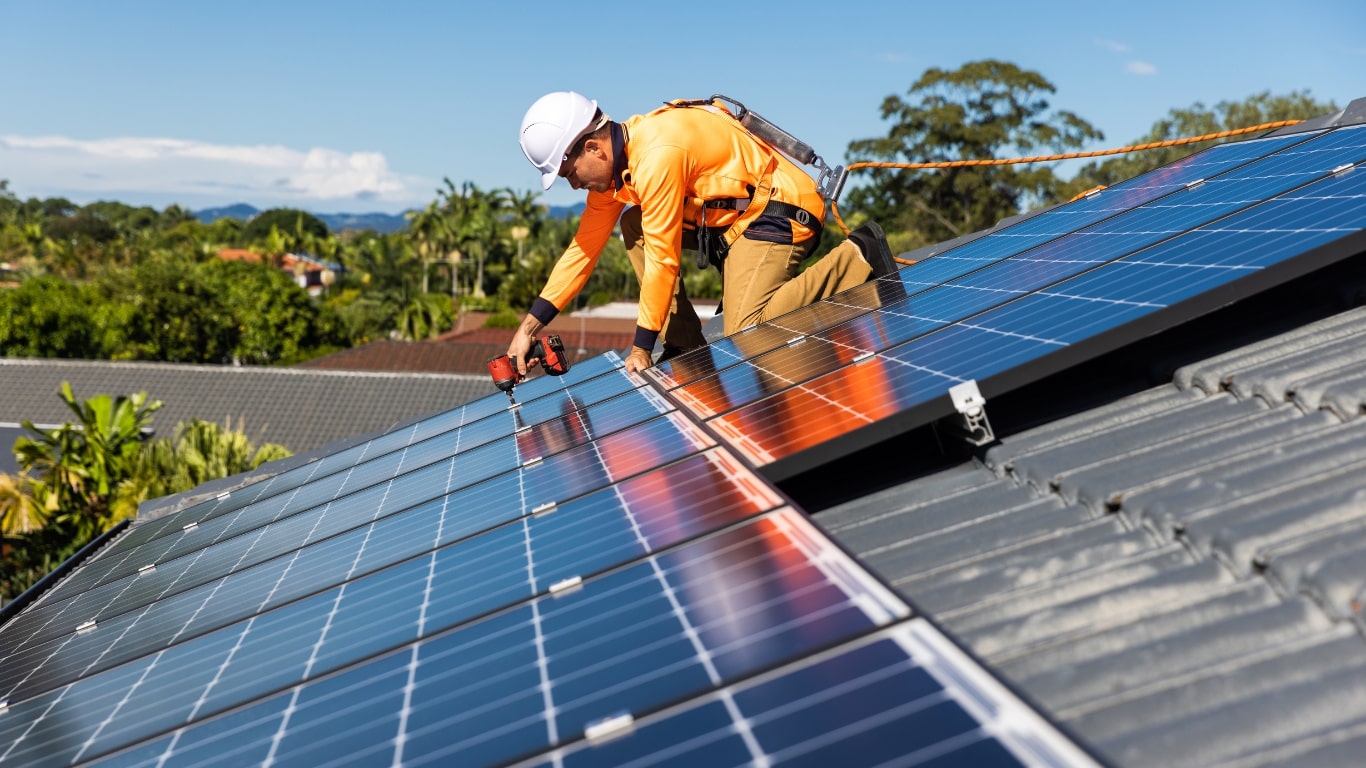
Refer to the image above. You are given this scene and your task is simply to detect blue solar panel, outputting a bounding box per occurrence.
[0,403,749,704]
[520,620,1094,768]
[25,365,644,607]
[651,129,1322,390]
[658,124,1366,424]
[695,126,1366,475]
[0,510,911,767]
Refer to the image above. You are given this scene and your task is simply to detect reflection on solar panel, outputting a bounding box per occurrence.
[0,353,1093,766]
[647,121,1366,479]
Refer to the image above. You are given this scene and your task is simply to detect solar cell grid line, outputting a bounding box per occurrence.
[651,278,916,389]
[709,139,1366,479]
[0,432,768,759]
[0,413,770,709]
[515,619,1098,768]
[667,123,1366,422]
[0,387,667,681]
[890,128,1325,294]
[6,508,906,768]
[11,374,653,615]
[0,404,709,701]
[649,128,1323,392]
[75,354,632,566]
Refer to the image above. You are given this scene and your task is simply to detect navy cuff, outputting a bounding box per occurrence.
[633,326,660,351]
[529,297,559,326]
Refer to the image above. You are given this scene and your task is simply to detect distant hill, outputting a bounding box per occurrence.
[195,201,587,235]
[194,205,410,234]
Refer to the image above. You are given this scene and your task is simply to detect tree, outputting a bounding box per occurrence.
[131,418,292,503]
[396,292,454,341]
[3,391,294,601]
[92,258,240,363]
[0,472,44,535]
[845,60,1103,248]
[14,383,162,541]
[0,276,103,358]
[241,207,329,245]
[1060,90,1341,198]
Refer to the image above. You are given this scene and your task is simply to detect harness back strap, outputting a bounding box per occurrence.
[719,154,778,248]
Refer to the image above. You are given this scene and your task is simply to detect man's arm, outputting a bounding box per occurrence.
[507,193,623,375]
[625,146,690,372]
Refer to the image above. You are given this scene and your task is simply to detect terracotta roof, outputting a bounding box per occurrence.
[300,311,635,375]
[298,336,628,375]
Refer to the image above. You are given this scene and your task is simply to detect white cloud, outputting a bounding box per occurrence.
[1125,60,1158,75]
[1094,38,1130,53]
[0,134,433,211]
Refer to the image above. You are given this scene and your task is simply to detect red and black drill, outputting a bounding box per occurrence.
[487,334,570,404]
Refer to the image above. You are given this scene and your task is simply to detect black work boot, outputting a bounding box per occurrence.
[848,221,897,281]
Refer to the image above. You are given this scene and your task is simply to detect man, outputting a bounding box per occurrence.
[507,91,897,375]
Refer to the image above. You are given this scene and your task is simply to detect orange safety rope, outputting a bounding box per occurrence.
[830,119,1304,248]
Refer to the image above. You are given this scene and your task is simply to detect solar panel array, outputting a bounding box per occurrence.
[0,355,1091,767]
[647,122,1366,479]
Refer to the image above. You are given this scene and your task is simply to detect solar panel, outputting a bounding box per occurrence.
[0,508,916,767]
[0,346,1095,767]
[521,619,1095,768]
[649,128,1322,388]
[646,123,1366,478]
[0,400,722,702]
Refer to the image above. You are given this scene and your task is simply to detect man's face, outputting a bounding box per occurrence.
[559,136,613,193]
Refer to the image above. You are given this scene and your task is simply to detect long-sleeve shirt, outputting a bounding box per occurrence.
[528,102,825,351]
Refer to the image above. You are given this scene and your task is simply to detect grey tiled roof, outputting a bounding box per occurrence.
[0,358,488,457]
[819,304,1366,768]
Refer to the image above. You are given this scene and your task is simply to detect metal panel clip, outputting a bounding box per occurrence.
[946,380,995,446]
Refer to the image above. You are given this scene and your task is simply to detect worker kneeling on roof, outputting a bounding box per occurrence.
[507,91,897,375]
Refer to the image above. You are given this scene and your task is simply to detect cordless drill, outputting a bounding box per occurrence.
[487,335,570,404]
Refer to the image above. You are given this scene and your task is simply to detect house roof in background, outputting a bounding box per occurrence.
[0,358,486,457]
[819,303,1366,766]
[298,310,638,375]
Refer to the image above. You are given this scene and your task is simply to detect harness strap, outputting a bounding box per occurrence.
[719,155,779,249]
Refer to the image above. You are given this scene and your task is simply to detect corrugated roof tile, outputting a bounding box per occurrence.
[820,301,1366,766]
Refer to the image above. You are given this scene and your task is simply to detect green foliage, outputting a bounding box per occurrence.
[396,292,454,340]
[132,418,293,502]
[0,276,103,357]
[482,309,521,329]
[1059,90,1340,199]
[14,383,162,541]
[241,207,329,244]
[197,259,343,364]
[845,59,1103,246]
[2,387,295,601]
[93,258,240,362]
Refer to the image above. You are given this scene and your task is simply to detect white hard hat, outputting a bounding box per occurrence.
[519,91,599,190]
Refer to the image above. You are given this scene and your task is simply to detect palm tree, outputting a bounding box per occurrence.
[0,472,44,536]
[132,418,292,502]
[439,179,508,300]
[14,382,162,539]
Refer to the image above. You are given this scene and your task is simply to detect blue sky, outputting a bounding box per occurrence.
[1,0,1361,214]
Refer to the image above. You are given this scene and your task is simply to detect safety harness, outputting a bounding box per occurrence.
[665,97,835,269]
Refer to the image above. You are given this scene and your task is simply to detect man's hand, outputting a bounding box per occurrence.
[624,346,653,374]
[508,315,546,376]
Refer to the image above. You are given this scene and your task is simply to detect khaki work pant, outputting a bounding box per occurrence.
[620,206,872,349]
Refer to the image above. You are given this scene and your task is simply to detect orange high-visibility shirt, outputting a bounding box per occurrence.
[530,102,825,350]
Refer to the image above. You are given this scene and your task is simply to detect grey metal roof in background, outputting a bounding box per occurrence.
[0,358,487,459]
[819,304,1366,767]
